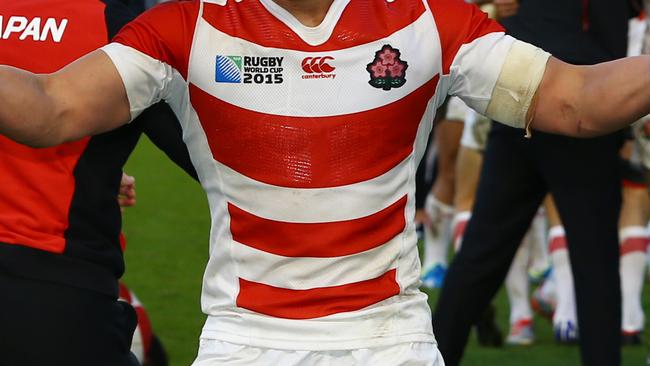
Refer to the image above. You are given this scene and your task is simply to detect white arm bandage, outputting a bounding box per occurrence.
[484,41,551,130]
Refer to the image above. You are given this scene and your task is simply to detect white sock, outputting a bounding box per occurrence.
[452,211,472,252]
[506,231,533,325]
[528,209,550,278]
[620,226,649,333]
[538,271,557,307]
[549,226,577,328]
[422,193,454,270]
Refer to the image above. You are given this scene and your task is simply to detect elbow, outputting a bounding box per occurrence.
[557,91,604,138]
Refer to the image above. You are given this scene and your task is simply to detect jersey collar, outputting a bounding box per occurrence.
[258,0,351,46]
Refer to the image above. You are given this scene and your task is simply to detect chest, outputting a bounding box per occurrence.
[186,3,442,118]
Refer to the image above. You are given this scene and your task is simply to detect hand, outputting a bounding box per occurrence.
[118,173,136,210]
[493,0,519,19]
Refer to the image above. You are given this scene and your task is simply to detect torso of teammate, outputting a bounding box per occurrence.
[104,0,510,349]
[0,0,194,297]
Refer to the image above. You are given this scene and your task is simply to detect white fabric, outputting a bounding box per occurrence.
[527,209,550,277]
[101,44,183,120]
[505,232,533,325]
[234,235,401,290]
[485,41,550,129]
[192,339,444,366]
[422,193,454,269]
[620,226,648,332]
[633,119,650,170]
[445,33,516,115]
[190,12,438,117]
[460,107,491,151]
[628,16,647,57]
[215,157,410,223]
[258,0,350,47]
[505,210,547,325]
[452,211,471,251]
[445,96,470,122]
[101,0,517,352]
[548,226,577,329]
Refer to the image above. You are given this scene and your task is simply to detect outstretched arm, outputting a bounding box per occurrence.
[0,50,130,147]
[531,56,650,138]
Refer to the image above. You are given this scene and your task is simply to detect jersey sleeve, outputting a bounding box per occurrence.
[430,0,512,112]
[430,0,550,129]
[100,1,199,120]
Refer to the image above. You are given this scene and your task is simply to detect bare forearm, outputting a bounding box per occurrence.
[0,66,61,147]
[579,56,650,136]
[533,56,650,138]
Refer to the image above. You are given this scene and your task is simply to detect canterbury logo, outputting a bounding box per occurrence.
[301,56,336,80]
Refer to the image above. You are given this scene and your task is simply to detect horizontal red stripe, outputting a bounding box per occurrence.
[622,179,647,189]
[237,269,400,319]
[549,236,567,253]
[620,237,650,256]
[229,196,407,257]
[203,1,425,52]
[190,76,438,189]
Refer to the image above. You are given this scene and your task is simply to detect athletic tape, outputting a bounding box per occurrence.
[485,41,551,133]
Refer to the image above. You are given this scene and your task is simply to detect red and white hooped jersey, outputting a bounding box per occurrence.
[103,0,514,350]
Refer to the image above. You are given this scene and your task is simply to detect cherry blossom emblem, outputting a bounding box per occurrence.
[366,44,408,91]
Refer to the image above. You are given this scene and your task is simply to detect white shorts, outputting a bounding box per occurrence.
[460,109,491,151]
[633,118,650,170]
[445,96,471,122]
[192,339,445,366]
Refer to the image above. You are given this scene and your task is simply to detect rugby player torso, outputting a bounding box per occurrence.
[102,0,522,351]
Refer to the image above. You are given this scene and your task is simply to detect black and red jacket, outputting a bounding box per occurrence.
[0,0,196,297]
[501,0,630,65]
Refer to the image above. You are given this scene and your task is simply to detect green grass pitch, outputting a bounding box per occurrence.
[123,137,650,366]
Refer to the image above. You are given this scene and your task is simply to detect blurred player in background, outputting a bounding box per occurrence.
[430,94,549,346]
[420,98,463,289]
[0,1,195,365]
[433,0,633,365]
[420,0,549,346]
[118,173,170,366]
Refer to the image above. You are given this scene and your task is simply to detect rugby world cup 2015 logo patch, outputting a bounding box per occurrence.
[366,45,408,91]
[216,55,242,83]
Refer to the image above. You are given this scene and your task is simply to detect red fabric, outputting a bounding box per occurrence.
[237,269,400,319]
[190,76,438,189]
[134,306,154,355]
[620,237,650,256]
[582,0,590,31]
[229,196,407,258]
[453,219,468,244]
[0,0,103,253]
[119,233,127,252]
[118,282,133,303]
[113,1,200,79]
[549,235,567,253]
[427,0,504,74]
[202,0,425,52]
[622,179,647,189]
